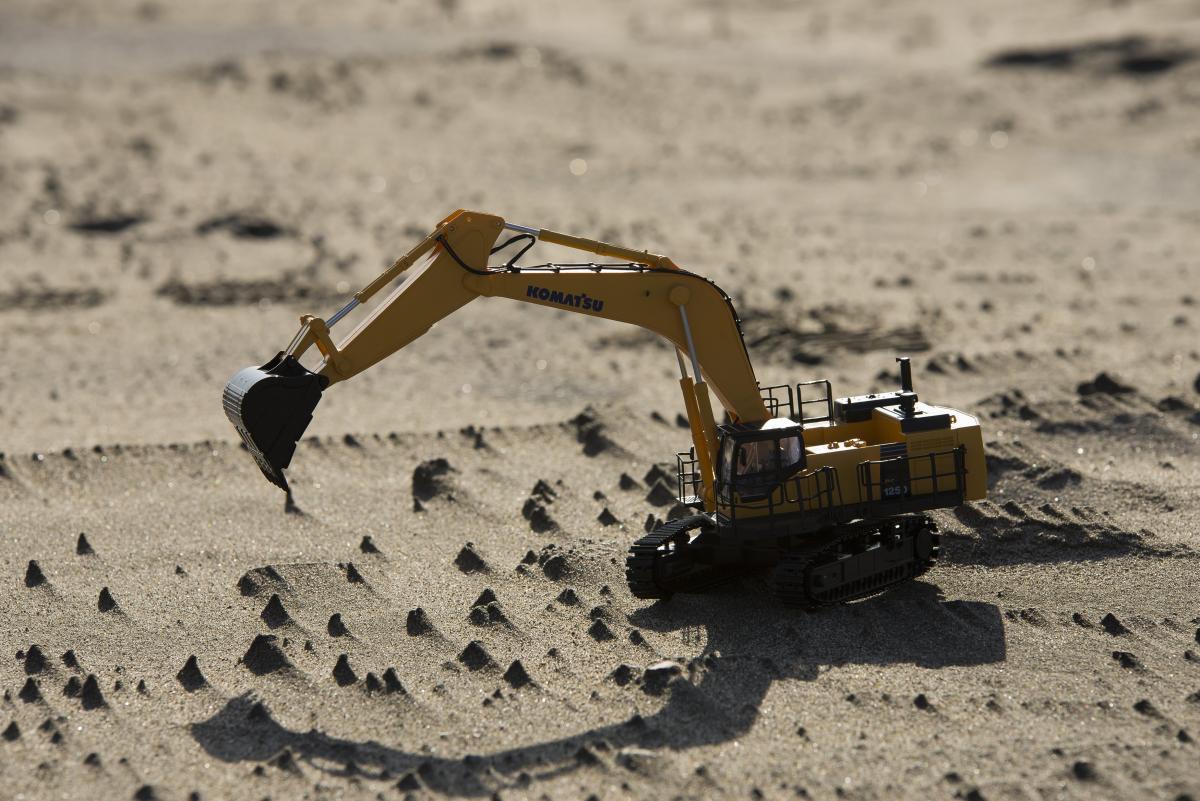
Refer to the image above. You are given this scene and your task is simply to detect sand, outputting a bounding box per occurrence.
[1,1,1199,800]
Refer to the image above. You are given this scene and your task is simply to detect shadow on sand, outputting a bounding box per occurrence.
[192,579,1005,795]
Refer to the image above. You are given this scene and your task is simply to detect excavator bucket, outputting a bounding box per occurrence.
[222,353,328,491]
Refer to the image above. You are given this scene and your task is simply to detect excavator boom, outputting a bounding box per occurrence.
[224,210,767,494]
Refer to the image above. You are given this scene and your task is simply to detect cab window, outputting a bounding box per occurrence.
[779,435,803,473]
[719,432,806,500]
[735,435,804,479]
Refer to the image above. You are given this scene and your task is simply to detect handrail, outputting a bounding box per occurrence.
[720,465,842,534]
[796,379,834,423]
[676,449,703,505]
[858,446,966,503]
[758,384,796,420]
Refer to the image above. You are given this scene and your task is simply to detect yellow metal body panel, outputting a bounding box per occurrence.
[716,405,986,520]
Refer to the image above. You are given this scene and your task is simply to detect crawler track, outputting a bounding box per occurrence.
[627,514,940,605]
[771,515,939,608]
[625,515,743,599]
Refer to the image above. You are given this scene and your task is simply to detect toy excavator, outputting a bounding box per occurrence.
[224,210,986,607]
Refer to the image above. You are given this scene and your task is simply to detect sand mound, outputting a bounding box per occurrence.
[457,641,496,671]
[97,587,119,613]
[260,594,292,628]
[176,655,207,692]
[569,407,617,456]
[413,458,455,502]
[332,654,357,686]
[327,613,349,637]
[454,543,488,574]
[24,560,47,588]
[240,635,292,676]
[405,608,435,636]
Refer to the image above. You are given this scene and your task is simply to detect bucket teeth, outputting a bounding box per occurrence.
[223,354,328,491]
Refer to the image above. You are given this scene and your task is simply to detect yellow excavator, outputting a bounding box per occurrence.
[224,210,986,607]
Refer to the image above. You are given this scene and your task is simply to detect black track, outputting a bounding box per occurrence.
[626,514,940,606]
[625,515,744,600]
[770,515,939,608]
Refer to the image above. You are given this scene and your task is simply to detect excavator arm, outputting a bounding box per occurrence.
[223,210,768,507]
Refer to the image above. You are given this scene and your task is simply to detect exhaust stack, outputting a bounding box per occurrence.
[222,353,328,491]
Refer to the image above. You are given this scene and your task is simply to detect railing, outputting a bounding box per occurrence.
[720,465,843,532]
[759,384,795,419]
[796,379,834,423]
[857,446,966,504]
[676,449,703,507]
[758,380,835,423]
[782,465,843,512]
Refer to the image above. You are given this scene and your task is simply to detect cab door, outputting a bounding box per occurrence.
[716,429,806,515]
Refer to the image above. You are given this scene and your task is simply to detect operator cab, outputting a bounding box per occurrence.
[715,418,806,503]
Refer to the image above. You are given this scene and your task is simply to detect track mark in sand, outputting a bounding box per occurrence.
[740,304,931,363]
[986,35,1194,77]
[979,375,1200,441]
[381,668,406,695]
[589,619,617,642]
[69,214,145,235]
[195,213,293,239]
[985,441,1086,491]
[0,286,107,312]
[156,275,341,307]
[944,499,1186,564]
[923,346,1089,378]
[454,40,587,84]
[984,435,1185,512]
[1003,607,1048,626]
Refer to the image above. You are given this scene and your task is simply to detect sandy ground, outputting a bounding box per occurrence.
[2,1,1199,800]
